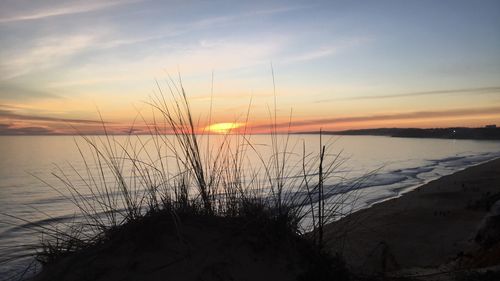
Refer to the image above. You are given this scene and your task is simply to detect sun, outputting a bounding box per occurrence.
[206,122,243,134]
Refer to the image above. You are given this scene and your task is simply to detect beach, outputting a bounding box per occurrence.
[27,157,500,281]
[325,158,500,279]
[2,135,500,280]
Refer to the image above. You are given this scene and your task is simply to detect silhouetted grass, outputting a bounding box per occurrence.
[2,76,367,281]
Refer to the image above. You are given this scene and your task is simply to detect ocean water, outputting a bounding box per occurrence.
[0,134,499,279]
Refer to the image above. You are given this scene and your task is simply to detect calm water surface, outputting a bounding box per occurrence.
[1,135,499,279]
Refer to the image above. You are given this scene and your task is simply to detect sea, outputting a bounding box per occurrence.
[1,134,499,279]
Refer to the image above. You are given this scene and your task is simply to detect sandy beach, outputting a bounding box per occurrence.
[325,158,500,279]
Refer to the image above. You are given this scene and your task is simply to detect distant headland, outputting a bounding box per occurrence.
[296,125,500,140]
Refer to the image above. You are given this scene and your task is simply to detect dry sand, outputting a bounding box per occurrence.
[325,157,500,278]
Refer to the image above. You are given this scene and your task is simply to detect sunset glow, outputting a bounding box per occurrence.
[206,123,243,134]
[0,1,499,135]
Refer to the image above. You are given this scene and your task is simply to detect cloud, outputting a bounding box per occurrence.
[0,108,104,124]
[190,4,311,29]
[106,37,283,77]
[189,92,273,102]
[0,83,61,100]
[1,34,98,80]
[253,106,500,130]
[282,37,371,64]
[317,86,500,102]
[0,1,318,81]
[284,47,338,64]
[0,119,151,135]
[0,0,139,23]
[0,123,55,135]
[254,5,312,15]
[0,105,114,134]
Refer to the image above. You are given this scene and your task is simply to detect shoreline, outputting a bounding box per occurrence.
[325,157,500,277]
[335,155,500,221]
[2,151,499,280]
[364,156,500,210]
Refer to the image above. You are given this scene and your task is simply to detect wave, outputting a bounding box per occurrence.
[330,151,500,210]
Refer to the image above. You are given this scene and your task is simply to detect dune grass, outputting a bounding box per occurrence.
[1,77,366,281]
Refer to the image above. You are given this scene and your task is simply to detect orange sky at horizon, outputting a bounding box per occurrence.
[1,1,500,135]
[1,94,499,135]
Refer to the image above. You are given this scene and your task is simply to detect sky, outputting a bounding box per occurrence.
[0,0,499,134]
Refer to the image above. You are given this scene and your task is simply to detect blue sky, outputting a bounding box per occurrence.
[0,0,499,134]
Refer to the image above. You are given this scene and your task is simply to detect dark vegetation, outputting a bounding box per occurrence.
[297,127,500,140]
[33,208,349,281]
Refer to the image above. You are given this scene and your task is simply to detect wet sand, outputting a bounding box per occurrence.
[325,158,500,277]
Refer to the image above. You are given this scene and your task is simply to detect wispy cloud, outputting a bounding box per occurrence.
[0,83,61,100]
[284,47,338,64]
[317,86,500,102]
[0,108,104,124]
[189,92,274,102]
[253,106,500,130]
[0,0,139,23]
[0,123,54,135]
[190,4,311,29]
[0,105,110,135]
[1,34,98,80]
[254,5,313,15]
[282,37,371,64]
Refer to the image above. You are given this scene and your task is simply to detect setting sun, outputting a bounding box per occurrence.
[206,122,243,134]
